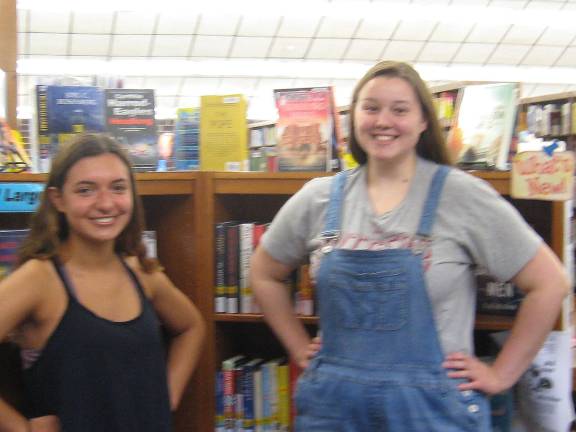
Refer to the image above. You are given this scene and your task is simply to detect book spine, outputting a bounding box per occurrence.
[277,362,290,432]
[239,223,254,313]
[225,223,240,314]
[214,223,227,313]
[215,370,226,432]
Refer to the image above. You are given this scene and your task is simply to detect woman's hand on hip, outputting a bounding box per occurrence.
[443,352,508,395]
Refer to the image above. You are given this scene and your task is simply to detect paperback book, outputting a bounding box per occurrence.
[105,89,157,172]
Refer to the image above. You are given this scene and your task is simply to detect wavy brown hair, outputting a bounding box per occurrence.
[18,133,159,272]
[348,60,452,166]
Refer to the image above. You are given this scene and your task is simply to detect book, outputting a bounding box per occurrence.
[36,85,106,172]
[447,83,518,170]
[261,358,280,431]
[215,370,225,432]
[200,94,248,171]
[0,229,29,280]
[221,355,247,432]
[239,222,255,314]
[214,222,229,313]
[475,269,523,316]
[276,360,290,432]
[224,222,240,314]
[174,107,200,171]
[0,117,31,172]
[239,358,264,432]
[274,87,335,172]
[141,230,157,259]
[105,89,157,172]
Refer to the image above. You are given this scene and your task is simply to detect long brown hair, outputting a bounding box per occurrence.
[348,60,452,166]
[18,133,158,272]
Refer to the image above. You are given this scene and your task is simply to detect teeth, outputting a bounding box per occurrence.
[94,217,114,223]
[375,135,395,141]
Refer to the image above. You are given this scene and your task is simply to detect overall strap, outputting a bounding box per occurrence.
[320,170,350,240]
[416,165,450,237]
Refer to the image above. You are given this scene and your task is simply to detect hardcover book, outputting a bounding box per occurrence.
[447,83,518,170]
[174,107,200,171]
[36,85,106,172]
[200,94,248,171]
[105,89,157,172]
[274,87,335,172]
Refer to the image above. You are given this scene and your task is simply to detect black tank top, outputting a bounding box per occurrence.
[23,257,172,432]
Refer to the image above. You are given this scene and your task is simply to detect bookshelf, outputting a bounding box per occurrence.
[0,170,571,431]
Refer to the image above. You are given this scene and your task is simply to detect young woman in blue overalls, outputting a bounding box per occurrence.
[250,61,569,431]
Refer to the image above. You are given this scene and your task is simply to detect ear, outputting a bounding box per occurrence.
[419,118,428,135]
[47,187,65,212]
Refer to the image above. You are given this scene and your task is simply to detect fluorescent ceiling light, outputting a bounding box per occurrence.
[17,0,576,28]
[18,58,576,86]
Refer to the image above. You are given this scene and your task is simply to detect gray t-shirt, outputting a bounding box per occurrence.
[262,157,542,355]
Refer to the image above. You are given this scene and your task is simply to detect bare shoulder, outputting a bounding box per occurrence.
[124,256,172,299]
[1,258,56,293]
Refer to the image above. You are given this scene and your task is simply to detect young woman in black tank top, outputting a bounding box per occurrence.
[0,134,206,432]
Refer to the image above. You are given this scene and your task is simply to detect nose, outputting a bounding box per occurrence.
[95,190,115,211]
[375,109,392,128]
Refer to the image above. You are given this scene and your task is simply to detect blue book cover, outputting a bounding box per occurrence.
[105,89,157,172]
[174,108,200,171]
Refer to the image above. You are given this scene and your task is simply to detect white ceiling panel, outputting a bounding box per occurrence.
[229,37,273,58]
[292,78,333,89]
[393,20,436,41]
[466,23,511,43]
[276,17,321,38]
[121,77,146,89]
[355,18,398,39]
[18,10,29,33]
[316,17,360,39]
[181,77,222,95]
[177,96,200,108]
[155,13,199,35]
[218,78,258,95]
[501,25,546,45]
[190,36,233,57]
[142,77,182,96]
[268,38,310,59]
[110,35,153,57]
[344,39,385,61]
[451,43,494,63]
[29,11,71,33]
[254,78,298,94]
[555,47,576,67]
[18,33,29,56]
[114,12,157,35]
[151,36,193,57]
[490,0,527,8]
[538,27,576,46]
[521,46,564,66]
[237,16,281,37]
[417,42,460,63]
[381,41,424,62]
[70,34,110,56]
[196,14,241,36]
[72,12,114,34]
[29,33,68,56]
[429,22,473,43]
[487,44,531,65]
[307,39,349,60]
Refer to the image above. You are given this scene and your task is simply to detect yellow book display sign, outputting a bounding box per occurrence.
[511,151,574,201]
[200,94,248,171]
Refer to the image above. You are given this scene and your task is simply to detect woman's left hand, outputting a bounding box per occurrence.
[442,352,508,395]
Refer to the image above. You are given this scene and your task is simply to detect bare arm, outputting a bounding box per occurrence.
[445,244,570,394]
[149,272,206,411]
[250,246,315,368]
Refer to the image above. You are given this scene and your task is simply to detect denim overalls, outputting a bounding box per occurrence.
[294,166,491,431]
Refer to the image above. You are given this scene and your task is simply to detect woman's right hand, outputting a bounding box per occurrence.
[29,416,60,432]
[295,336,322,370]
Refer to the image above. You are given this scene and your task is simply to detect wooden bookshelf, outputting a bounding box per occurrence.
[0,169,571,432]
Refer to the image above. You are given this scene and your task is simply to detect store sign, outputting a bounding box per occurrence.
[511,151,574,201]
[0,183,44,212]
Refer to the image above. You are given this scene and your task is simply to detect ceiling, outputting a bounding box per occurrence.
[15,0,576,120]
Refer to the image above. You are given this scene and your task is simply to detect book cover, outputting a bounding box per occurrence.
[200,94,248,171]
[475,269,523,316]
[274,87,334,172]
[174,108,200,171]
[277,360,290,432]
[447,83,518,170]
[222,355,247,432]
[36,85,106,172]
[105,89,157,172]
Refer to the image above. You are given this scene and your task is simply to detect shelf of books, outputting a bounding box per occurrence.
[0,169,571,432]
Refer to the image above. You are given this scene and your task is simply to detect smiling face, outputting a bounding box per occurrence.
[353,76,428,166]
[49,153,133,246]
